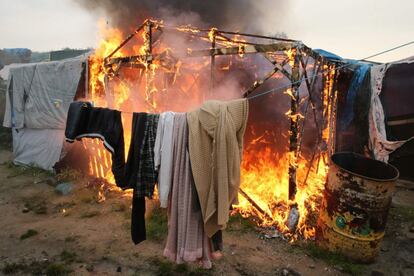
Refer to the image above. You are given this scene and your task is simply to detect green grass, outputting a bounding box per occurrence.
[20,229,39,240]
[56,168,83,182]
[305,243,366,275]
[5,161,53,179]
[80,210,100,218]
[390,205,414,222]
[64,235,79,243]
[1,259,71,275]
[146,207,168,242]
[227,212,255,233]
[147,256,213,276]
[24,200,48,214]
[60,250,77,264]
[1,262,26,274]
[111,202,128,212]
[45,263,71,276]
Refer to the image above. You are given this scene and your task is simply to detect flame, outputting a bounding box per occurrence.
[82,20,336,241]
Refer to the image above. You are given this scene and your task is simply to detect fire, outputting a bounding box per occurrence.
[235,128,329,240]
[82,20,336,240]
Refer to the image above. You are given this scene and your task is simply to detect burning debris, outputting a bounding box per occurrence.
[78,19,338,241]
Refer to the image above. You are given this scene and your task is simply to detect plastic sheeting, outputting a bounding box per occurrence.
[3,58,84,129]
[12,128,65,170]
[339,63,371,131]
[2,57,86,170]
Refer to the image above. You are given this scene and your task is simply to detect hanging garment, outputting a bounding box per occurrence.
[125,112,147,189]
[125,112,159,244]
[154,111,175,208]
[134,114,159,198]
[131,192,146,245]
[368,64,414,162]
[163,113,212,269]
[65,101,126,188]
[126,113,149,245]
[187,99,249,237]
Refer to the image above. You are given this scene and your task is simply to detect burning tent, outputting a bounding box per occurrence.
[67,19,341,241]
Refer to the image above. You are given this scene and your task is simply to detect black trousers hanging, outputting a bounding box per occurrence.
[131,192,146,244]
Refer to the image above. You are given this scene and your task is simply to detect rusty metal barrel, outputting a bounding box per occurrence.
[316,152,399,263]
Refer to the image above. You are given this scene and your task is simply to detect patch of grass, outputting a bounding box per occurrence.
[20,229,39,240]
[148,257,213,276]
[146,207,168,242]
[1,259,70,276]
[25,200,48,214]
[56,168,83,182]
[25,260,51,275]
[60,250,77,264]
[80,210,100,218]
[305,243,366,275]
[1,262,26,274]
[111,202,127,212]
[5,162,53,179]
[45,263,71,276]
[64,235,79,243]
[390,205,414,222]
[78,192,96,204]
[227,212,255,233]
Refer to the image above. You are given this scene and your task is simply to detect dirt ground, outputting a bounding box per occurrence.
[0,148,413,276]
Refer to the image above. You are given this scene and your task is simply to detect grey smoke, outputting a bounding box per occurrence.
[73,0,289,34]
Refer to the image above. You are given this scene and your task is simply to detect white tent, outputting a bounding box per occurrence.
[1,56,87,170]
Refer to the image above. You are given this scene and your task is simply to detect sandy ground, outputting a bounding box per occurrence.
[0,148,413,276]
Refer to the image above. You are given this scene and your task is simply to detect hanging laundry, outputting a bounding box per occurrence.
[187,99,249,237]
[65,101,126,188]
[134,114,159,198]
[125,112,147,188]
[163,113,212,269]
[131,192,146,244]
[126,112,159,244]
[154,111,175,208]
[126,112,148,244]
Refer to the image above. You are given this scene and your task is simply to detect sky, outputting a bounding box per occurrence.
[0,0,413,63]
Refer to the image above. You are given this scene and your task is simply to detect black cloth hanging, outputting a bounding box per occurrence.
[126,112,159,245]
[65,101,126,188]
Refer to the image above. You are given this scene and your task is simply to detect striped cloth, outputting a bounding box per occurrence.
[135,113,159,198]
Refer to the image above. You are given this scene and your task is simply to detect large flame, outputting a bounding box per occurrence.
[83,21,336,240]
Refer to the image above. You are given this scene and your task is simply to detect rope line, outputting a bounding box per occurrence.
[246,40,414,100]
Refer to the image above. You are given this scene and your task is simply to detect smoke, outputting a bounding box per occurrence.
[74,0,322,156]
[73,0,289,34]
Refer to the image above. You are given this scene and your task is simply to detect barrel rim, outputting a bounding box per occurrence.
[330,152,400,182]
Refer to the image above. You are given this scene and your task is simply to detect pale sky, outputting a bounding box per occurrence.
[0,0,413,63]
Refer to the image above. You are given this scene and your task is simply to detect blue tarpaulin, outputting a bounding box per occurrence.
[339,63,372,130]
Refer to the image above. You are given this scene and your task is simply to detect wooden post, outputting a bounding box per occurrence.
[288,47,301,202]
[144,20,155,111]
[210,28,217,96]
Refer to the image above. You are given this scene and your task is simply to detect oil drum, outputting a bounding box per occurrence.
[316,152,399,263]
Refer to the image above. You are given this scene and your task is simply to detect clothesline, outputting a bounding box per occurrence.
[65,99,248,268]
[94,39,414,113]
[7,40,413,111]
[246,40,414,100]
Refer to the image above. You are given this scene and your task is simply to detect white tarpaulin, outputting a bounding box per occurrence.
[2,56,86,170]
[3,58,85,129]
[12,128,65,170]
